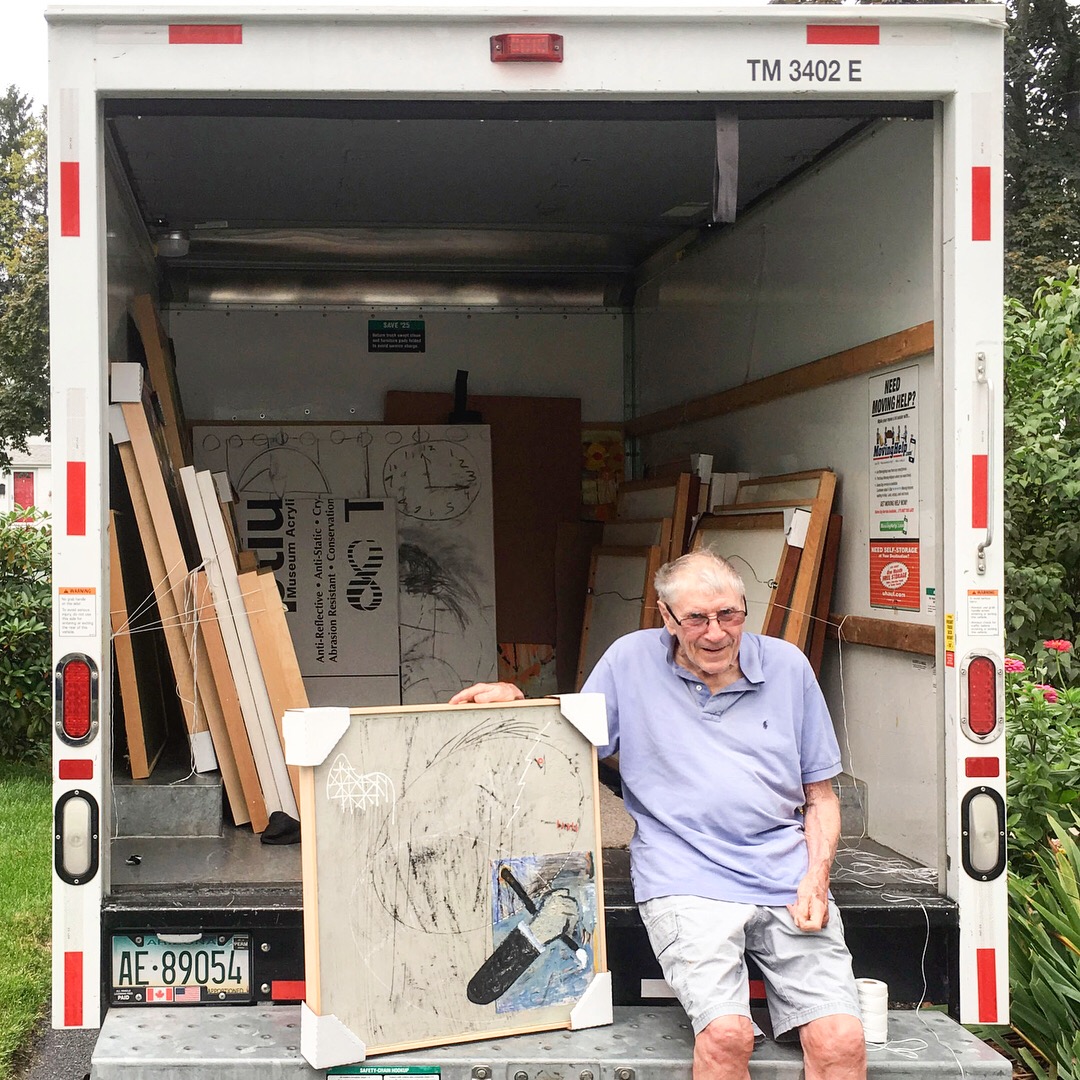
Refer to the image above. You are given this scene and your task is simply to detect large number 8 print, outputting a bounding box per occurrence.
[347,540,384,611]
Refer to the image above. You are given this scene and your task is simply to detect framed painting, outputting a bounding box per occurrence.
[284,697,612,1069]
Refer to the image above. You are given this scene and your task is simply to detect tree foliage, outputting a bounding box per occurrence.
[0,86,48,473]
[1005,0,1080,300]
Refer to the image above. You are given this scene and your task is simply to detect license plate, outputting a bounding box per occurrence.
[111,932,251,1004]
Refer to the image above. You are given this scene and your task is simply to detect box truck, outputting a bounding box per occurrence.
[47,3,1011,1075]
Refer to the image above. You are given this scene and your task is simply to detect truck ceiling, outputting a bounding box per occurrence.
[104,98,932,283]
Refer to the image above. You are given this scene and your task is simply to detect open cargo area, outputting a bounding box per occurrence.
[100,90,951,1006]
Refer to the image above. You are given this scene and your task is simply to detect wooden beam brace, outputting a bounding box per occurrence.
[625,322,934,438]
[826,613,935,656]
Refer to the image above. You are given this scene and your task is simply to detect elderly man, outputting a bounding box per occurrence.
[451,549,866,1080]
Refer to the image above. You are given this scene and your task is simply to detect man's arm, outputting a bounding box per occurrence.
[788,778,841,932]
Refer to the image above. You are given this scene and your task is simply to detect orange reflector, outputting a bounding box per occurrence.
[966,656,998,736]
[62,659,92,741]
[490,33,564,62]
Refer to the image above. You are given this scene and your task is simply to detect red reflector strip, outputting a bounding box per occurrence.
[972,454,988,529]
[972,167,992,241]
[977,948,998,1022]
[806,25,879,45]
[60,161,80,237]
[271,980,306,1001]
[749,979,767,1001]
[67,461,87,536]
[168,24,243,44]
[59,760,94,781]
[64,952,84,1026]
[965,757,1000,778]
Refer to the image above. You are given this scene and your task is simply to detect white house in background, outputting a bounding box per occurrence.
[1,435,52,518]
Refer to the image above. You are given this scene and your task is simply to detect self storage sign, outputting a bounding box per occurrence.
[868,366,920,611]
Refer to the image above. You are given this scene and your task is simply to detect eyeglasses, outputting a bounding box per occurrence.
[663,602,747,630]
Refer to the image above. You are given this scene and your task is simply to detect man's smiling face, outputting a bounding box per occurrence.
[660,583,746,691]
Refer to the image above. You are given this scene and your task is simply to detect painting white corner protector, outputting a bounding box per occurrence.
[109,362,143,403]
[300,1001,367,1069]
[283,707,352,767]
[786,508,811,549]
[108,403,130,445]
[212,471,233,503]
[555,693,609,747]
[569,971,613,1030]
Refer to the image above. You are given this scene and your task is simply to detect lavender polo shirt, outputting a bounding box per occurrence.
[582,629,842,906]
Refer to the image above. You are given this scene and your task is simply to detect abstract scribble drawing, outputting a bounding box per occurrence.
[327,753,395,822]
[399,535,482,632]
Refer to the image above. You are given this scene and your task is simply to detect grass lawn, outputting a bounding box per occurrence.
[0,761,52,1080]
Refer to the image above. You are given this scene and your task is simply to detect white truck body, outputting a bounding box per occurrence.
[47,0,1008,1054]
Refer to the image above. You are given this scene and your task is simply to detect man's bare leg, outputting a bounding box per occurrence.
[799,1014,866,1080]
[693,1016,755,1080]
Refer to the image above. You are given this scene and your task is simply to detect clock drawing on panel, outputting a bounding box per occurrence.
[382,440,482,521]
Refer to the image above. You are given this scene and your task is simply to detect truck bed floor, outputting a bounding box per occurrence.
[90,1004,1008,1080]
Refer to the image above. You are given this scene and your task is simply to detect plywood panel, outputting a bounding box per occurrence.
[108,512,166,779]
[300,699,605,1055]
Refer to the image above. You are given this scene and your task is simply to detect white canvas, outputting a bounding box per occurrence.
[194,425,498,703]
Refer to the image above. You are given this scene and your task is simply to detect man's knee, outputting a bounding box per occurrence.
[695,1015,755,1069]
[799,1014,866,1071]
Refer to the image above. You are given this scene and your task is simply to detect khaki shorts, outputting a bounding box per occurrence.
[639,894,863,1039]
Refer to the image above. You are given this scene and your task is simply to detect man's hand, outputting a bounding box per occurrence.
[788,778,840,932]
[787,867,830,931]
[449,682,525,705]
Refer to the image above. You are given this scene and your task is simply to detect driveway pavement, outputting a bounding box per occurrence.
[13,1002,95,1080]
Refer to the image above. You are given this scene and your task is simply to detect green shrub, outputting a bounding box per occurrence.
[0,508,51,761]
[1005,641,1080,873]
[1004,273,1080,658]
[990,817,1080,1080]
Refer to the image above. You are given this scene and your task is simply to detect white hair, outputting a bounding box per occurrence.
[654,548,747,608]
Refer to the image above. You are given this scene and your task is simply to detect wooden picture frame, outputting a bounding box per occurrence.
[690,513,790,634]
[601,517,672,551]
[575,545,662,689]
[616,474,699,561]
[732,470,837,650]
[285,697,612,1068]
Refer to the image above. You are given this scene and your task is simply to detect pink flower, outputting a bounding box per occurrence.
[1033,684,1059,704]
[1004,657,1026,673]
[1043,639,1073,652]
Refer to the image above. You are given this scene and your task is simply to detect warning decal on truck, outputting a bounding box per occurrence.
[57,587,96,637]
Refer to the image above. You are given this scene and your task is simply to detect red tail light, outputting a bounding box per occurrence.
[56,655,98,745]
[961,653,1002,741]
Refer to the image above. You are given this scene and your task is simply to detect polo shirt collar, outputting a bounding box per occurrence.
[660,628,766,688]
